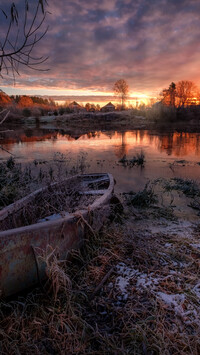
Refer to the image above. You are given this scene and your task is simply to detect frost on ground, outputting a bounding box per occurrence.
[190,243,200,250]
[115,262,160,296]
[113,212,200,334]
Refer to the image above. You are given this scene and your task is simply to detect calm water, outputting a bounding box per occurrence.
[1,128,200,192]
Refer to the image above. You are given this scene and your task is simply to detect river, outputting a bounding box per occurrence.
[1,127,200,193]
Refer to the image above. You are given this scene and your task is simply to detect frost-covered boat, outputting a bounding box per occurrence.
[0,173,114,297]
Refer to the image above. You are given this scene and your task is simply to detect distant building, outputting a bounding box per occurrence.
[68,101,85,112]
[100,102,115,112]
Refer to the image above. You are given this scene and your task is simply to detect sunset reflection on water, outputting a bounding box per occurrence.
[1,129,200,191]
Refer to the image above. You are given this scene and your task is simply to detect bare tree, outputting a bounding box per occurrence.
[113,79,129,110]
[176,80,196,107]
[0,0,49,80]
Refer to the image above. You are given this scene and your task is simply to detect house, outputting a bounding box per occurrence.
[68,101,85,112]
[100,102,115,112]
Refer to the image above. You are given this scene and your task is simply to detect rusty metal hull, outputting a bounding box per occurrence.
[0,173,114,297]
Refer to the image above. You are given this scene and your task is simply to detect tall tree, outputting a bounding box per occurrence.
[0,0,48,80]
[113,79,129,109]
[169,82,176,107]
[161,82,176,107]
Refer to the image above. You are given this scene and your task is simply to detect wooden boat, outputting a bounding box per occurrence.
[0,173,114,297]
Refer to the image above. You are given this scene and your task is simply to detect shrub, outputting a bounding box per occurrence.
[146,104,177,123]
[31,108,41,118]
[6,157,15,169]
[127,185,157,208]
[59,108,65,115]
[22,108,31,117]
[65,107,73,114]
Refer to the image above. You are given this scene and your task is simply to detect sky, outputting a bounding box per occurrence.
[1,0,200,103]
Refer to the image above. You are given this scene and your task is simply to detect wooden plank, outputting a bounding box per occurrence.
[79,189,105,195]
[82,177,109,186]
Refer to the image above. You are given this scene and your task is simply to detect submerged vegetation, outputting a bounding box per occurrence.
[0,157,33,208]
[119,151,145,167]
[0,153,89,210]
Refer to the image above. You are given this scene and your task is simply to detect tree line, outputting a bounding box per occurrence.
[161,80,199,107]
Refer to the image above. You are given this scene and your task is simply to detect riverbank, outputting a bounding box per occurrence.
[0,177,200,354]
[5,109,200,133]
[54,110,200,132]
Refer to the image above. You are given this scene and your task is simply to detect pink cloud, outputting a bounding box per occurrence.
[1,0,200,97]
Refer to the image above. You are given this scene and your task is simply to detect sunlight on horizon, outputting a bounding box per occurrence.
[2,85,155,106]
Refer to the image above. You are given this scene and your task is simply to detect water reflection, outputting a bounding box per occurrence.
[158,132,200,156]
[1,129,200,160]
[1,128,200,192]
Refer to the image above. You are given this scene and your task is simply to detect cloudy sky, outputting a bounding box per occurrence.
[1,0,200,101]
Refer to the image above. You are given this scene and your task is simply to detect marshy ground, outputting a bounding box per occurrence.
[0,167,200,354]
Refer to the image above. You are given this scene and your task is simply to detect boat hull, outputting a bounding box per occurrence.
[0,213,86,297]
[0,173,114,297]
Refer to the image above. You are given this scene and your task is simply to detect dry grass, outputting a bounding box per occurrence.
[0,177,97,231]
[42,246,72,302]
[0,180,200,354]
[0,153,90,211]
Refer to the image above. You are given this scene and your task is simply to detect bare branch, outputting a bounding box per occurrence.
[0,110,14,155]
[0,110,10,125]
[0,109,8,129]
[0,0,49,78]
[0,144,15,156]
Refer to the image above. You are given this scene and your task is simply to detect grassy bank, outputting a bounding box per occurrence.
[53,105,200,132]
[0,178,200,354]
[2,105,200,133]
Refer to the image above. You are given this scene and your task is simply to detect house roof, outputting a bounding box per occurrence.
[69,101,81,107]
[102,102,115,108]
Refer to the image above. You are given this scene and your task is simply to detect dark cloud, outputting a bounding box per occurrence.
[1,0,200,96]
[87,9,107,22]
[94,26,117,42]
